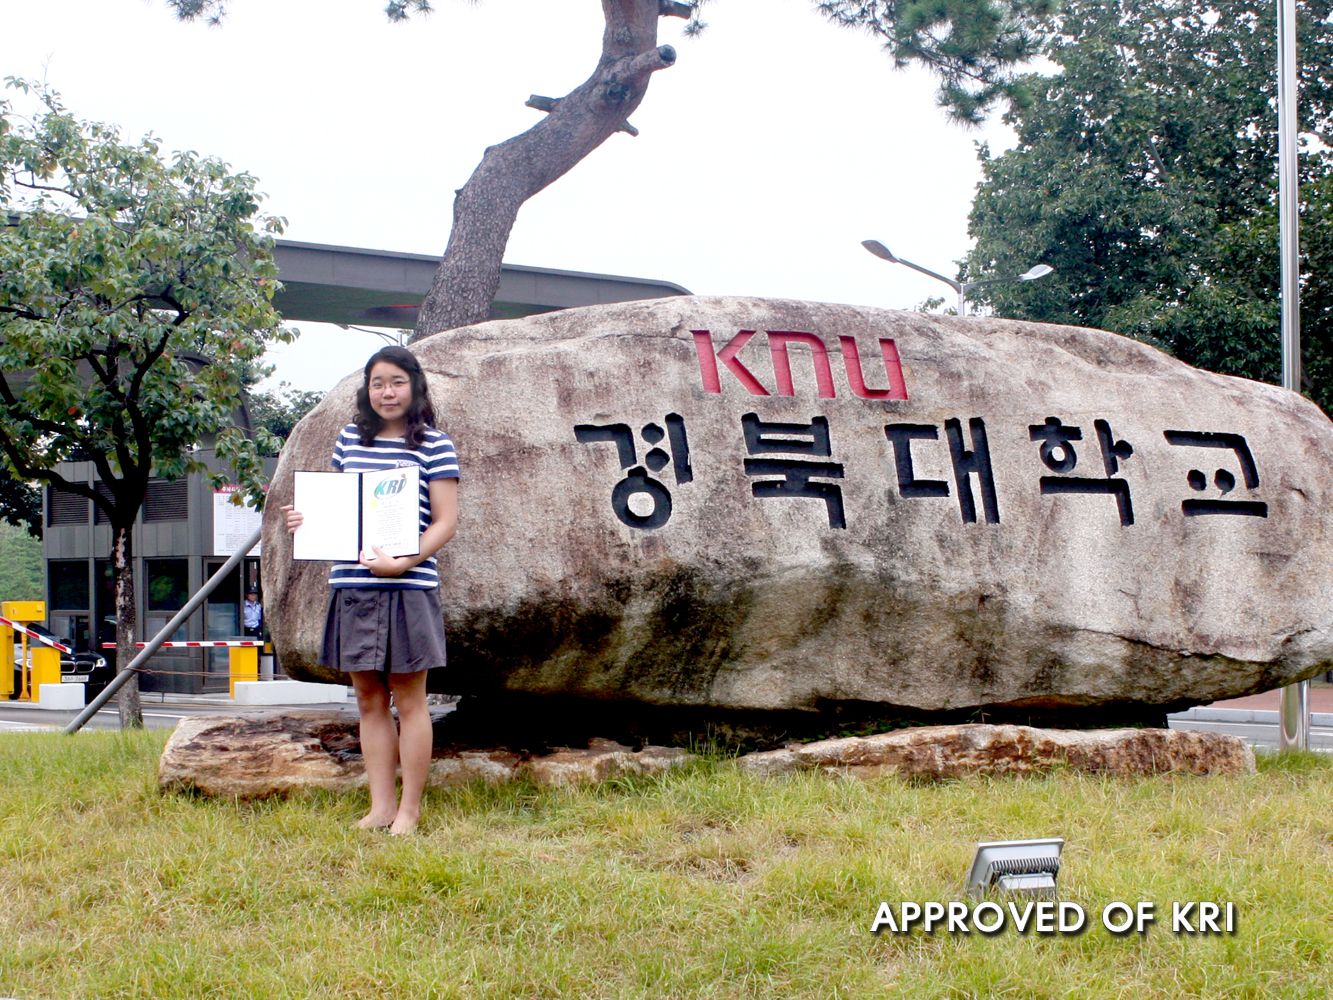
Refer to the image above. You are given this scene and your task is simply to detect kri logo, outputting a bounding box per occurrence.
[374,474,408,497]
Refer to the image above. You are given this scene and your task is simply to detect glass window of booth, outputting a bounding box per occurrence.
[146,559,190,611]
[48,560,90,611]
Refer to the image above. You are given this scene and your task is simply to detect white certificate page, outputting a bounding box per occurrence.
[292,471,361,562]
[360,465,421,558]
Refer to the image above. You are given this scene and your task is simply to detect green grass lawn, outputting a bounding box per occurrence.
[2,729,1332,999]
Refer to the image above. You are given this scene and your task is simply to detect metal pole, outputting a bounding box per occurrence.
[957,290,967,318]
[1277,0,1309,751]
[1280,678,1309,752]
[1279,0,1302,398]
[63,524,264,734]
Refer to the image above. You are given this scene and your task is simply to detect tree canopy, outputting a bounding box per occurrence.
[965,0,1333,410]
[0,79,293,724]
[0,468,41,537]
[817,0,1057,124]
[248,382,325,456]
[0,522,43,602]
[166,0,1057,340]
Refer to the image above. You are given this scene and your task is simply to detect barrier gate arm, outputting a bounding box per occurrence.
[63,525,264,735]
[100,641,265,648]
[0,619,72,653]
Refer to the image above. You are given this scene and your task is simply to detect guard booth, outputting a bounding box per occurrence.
[43,453,269,695]
[38,239,688,690]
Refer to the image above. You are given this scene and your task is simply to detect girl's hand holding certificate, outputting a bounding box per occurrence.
[359,545,417,577]
[282,504,304,532]
[286,502,418,577]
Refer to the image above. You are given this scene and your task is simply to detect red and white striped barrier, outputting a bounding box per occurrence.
[0,617,72,653]
[100,640,265,648]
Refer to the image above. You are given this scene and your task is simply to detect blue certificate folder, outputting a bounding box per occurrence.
[291,466,421,561]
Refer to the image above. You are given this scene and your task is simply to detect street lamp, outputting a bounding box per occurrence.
[861,240,1053,317]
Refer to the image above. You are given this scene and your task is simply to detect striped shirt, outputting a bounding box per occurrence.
[327,424,460,590]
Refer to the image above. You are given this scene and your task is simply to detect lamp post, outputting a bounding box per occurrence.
[861,240,1053,316]
[1277,0,1308,752]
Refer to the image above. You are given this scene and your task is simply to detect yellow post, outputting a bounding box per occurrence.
[31,647,62,694]
[0,623,12,698]
[18,633,29,701]
[229,646,258,698]
[2,603,47,703]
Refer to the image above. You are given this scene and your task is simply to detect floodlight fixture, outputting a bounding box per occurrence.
[861,240,1054,317]
[965,837,1065,899]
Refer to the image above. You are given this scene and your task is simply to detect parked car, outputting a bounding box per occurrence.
[10,623,113,700]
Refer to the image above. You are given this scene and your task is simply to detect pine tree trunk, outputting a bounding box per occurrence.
[112,521,142,729]
[411,0,678,340]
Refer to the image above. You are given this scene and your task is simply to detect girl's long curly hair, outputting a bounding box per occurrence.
[354,345,436,448]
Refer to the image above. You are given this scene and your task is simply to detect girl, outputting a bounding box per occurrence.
[284,345,459,834]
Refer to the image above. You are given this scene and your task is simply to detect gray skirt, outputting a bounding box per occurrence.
[319,587,447,674]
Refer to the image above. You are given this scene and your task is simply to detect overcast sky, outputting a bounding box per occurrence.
[6,0,1021,393]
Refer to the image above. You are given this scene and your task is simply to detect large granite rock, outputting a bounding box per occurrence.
[157,712,692,798]
[736,725,1256,780]
[263,296,1333,724]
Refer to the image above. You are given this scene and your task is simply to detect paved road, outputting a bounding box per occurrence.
[1168,716,1333,752]
[0,697,355,733]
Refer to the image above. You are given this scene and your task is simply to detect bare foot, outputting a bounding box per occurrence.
[388,807,420,836]
[357,810,397,831]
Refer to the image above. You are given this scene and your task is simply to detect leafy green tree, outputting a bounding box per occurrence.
[0,80,292,726]
[0,522,43,602]
[0,468,40,537]
[965,0,1333,409]
[248,382,325,456]
[167,0,1055,340]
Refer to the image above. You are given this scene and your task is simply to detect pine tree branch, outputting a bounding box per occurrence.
[413,0,672,340]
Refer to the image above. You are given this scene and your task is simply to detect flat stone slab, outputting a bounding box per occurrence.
[735,724,1256,779]
[157,711,693,799]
